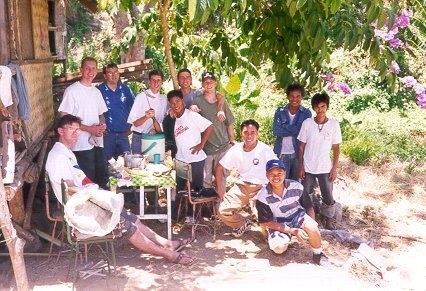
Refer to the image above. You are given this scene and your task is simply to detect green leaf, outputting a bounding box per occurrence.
[98,0,108,10]
[241,0,247,12]
[188,0,197,21]
[313,28,323,51]
[289,2,297,17]
[225,75,242,95]
[223,0,232,15]
[330,0,341,14]
[297,0,307,9]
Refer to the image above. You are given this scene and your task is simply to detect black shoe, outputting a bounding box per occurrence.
[312,252,329,265]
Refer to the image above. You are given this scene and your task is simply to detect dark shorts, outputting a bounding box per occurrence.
[116,208,138,242]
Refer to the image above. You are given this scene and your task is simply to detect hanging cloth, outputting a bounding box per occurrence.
[8,63,30,120]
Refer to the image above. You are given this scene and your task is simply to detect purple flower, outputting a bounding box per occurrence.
[416,93,426,109]
[400,76,417,88]
[396,10,411,27]
[405,42,411,49]
[389,38,404,48]
[414,83,425,95]
[388,60,401,74]
[337,82,352,95]
[326,83,336,92]
[267,2,273,7]
[321,73,335,83]
[371,20,378,28]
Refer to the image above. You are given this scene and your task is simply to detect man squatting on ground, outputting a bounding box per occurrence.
[273,83,312,181]
[163,68,227,158]
[191,72,235,191]
[128,70,168,153]
[97,63,135,164]
[298,93,342,229]
[59,57,108,189]
[46,115,194,265]
[216,119,277,238]
[255,159,327,265]
[166,89,213,220]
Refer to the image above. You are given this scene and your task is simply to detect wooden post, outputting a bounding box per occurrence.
[0,174,29,290]
[23,139,49,229]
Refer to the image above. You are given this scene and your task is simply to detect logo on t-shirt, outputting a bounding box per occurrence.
[175,125,189,137]
[253,158,259,165]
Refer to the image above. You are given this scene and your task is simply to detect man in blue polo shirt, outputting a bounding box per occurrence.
[98,63,135,164]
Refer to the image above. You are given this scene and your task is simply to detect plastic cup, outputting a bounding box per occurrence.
[153,153,161,164]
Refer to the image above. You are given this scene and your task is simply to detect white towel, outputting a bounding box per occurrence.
[0,66,13,107]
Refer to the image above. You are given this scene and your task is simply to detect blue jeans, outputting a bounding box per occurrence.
[280,153,299,181]
[103,132,131,162]
[74,147,107,189]
[131,132,142,153]
[302,172,335,218]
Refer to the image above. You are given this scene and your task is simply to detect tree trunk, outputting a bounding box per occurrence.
[0,175,29,290]
[158,0,178,89]
[113,5,146,63]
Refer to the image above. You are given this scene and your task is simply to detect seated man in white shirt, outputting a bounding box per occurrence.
[167,89,213,223]
[127,70,168,153]
[46,114,194,265]
[216,119,277,237]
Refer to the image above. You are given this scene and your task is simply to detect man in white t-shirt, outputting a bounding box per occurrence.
[216,119,276,237]
[297,93,342,229]
[45,115,194,265]
[127,70,168,153]
[58,57,108,188]
[167,89,213,222]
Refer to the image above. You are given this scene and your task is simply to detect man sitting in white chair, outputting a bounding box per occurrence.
[46,114,194,265]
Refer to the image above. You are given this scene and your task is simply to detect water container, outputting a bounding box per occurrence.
[141,133,165,162]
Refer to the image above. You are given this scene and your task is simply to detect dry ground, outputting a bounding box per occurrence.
[1,157,425,290]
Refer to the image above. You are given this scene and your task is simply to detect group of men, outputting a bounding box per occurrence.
[46,56,342,266]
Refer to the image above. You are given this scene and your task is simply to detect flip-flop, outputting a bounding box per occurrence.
[171,253,194,266]
[175,238,193,252]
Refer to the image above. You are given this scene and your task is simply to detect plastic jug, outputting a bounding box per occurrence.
[141,133,165,162]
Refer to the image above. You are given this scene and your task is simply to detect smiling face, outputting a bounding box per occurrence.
[169,96,185,117]
[241,124,259,148]
[80,60,98,84]
[313,101,328,118]
[178,71,192,90]
[104,66,120,85]
[202,77,217,94]
[266,167,286,187]
[149,74,163,94]
[287,89,303,109]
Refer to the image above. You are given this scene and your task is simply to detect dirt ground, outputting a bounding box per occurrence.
[1,157,425,290]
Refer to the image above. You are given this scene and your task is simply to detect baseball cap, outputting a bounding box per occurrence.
[201,72,216,82]
[265,159,287,172]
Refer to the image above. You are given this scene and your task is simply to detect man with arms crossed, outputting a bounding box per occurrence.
[273,83,312,180]
[216,119,276,237]
[59,57,108,188]
[46,115,194,265]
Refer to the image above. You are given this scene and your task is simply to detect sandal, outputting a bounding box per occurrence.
[175,238,193,252]
[171,253,194,266]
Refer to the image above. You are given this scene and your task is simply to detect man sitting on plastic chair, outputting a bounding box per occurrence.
[46,114,194,265]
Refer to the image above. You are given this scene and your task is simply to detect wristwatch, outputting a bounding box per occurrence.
[229,141,235,146]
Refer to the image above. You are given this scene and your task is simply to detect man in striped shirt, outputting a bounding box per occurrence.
[256,159,327,265]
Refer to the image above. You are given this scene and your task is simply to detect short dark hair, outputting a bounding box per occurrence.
[177,68,191,78]
[103,63,118,74]
[81,56,97,68]
[311,93,330,108]
[240,119,259,131]
[149,70,164,81]
[286,83,305,97]
[167,89,183,101]
[56,114,81,133]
